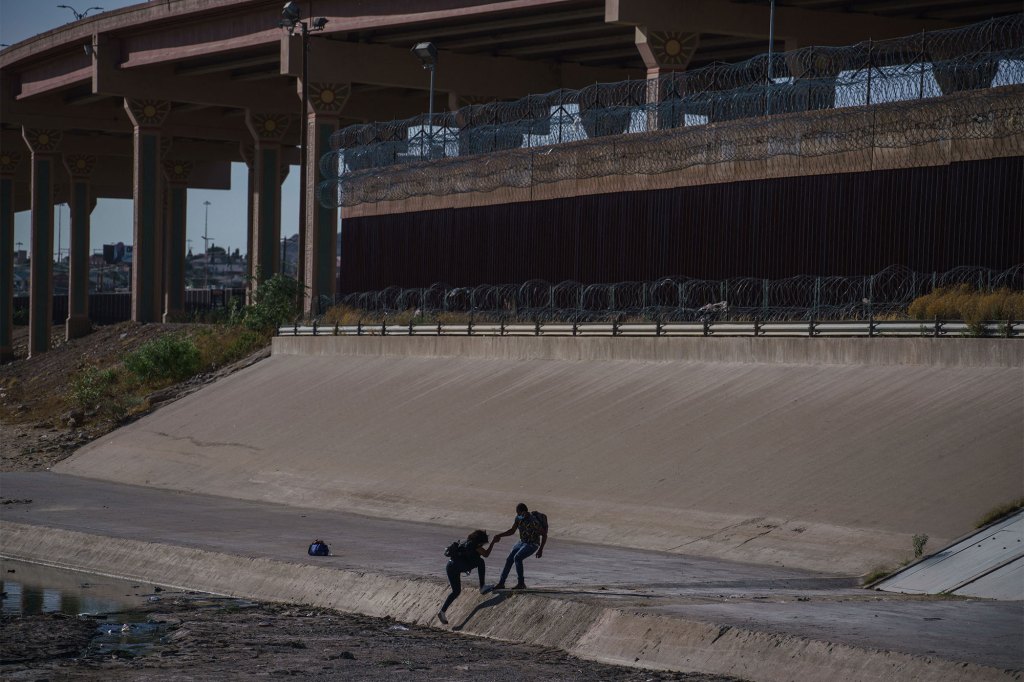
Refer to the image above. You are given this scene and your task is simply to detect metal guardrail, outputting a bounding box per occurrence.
[279,320,1023,339]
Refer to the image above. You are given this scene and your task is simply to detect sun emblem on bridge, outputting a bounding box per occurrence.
[648,31,699,68]
[125,99,171,127]
[162,159,194,182]
[252,113,291,141]
[22,129,63,153]
[64,154,97,178]
[309,83,349,114]
[0,152,21,174]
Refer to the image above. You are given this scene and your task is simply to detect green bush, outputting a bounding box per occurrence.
[242,273,304,333]
[124,334,201,383]
[68,366,118,411]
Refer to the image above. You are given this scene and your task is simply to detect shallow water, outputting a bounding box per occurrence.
[1,558,156,616]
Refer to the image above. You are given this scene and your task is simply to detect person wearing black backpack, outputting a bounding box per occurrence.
[438,529,493,625]
[490,502,548,590]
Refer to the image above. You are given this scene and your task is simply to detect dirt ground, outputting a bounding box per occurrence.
[0,323,268,472]
[0,593,741,681]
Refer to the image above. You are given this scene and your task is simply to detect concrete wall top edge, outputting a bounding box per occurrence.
[272,336,1023,368]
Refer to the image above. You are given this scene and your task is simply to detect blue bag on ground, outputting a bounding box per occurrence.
[308,539,330,556]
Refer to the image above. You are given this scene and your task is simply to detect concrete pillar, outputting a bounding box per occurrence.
[635,27,700,130]
[162,159,193,322]
[62,154,96,339]
[245,112,291,285]
[0,151,21,363]
[301,83,349,316]
[22,128,63,357]
[124,99,171,323]
[240,143,255,301]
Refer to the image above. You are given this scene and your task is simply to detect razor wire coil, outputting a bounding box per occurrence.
[318,15,1024,208]
[325,264,1024,322]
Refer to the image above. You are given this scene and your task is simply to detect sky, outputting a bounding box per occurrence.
[1,0,300,258]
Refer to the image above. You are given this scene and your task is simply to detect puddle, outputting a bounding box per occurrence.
[1,558,157,616]
[1,558,187,658]
[1,558,262,660]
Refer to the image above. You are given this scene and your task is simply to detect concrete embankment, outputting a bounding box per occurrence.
[3,519,1017,682]
[57,336,1023,574]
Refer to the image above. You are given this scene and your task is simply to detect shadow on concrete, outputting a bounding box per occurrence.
[452,593,507,631]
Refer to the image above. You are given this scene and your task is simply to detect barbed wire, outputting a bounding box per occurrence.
[318,15,1024,208]
[323,264,1024,322]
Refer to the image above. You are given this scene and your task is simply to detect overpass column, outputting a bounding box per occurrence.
[0,151,22,363]
[21,128,63,357]
[635,28,699,131]
[301,83,349,316]
[124,99,171,323]
[245,112,291,285]
[62,154,96,339]
[240,143,255,300]
[162,159,193,321]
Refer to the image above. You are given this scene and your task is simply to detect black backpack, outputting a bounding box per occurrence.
[444,540,477,563]
[531,511,549,535]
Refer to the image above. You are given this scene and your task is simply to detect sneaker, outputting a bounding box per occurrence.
[437,611,448,625]
[492,583,506,590]
[480,585,492,594]
[511,583,527,590]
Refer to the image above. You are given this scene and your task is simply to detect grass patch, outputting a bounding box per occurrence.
[192,326,267,370]
[976,498,1024,528]
[908,285,1024,326]
[861,566,894,586]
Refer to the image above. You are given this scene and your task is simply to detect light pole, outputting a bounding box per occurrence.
[57,5,103,21]
[202,200,213,291]
[411,42,438,157]
[280,2,328,289]
[766,0,776,116]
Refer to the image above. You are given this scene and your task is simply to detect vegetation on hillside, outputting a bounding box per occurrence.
[64,274,302,427]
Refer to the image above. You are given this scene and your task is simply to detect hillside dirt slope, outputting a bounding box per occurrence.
[0,324,268,473]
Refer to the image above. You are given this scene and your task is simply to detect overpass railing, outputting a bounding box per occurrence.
[319,15,1024,207]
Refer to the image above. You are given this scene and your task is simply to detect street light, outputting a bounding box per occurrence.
[57,5,103,21]
[202,200,213,291]
[411,42,438,156]
[280,2,328,288]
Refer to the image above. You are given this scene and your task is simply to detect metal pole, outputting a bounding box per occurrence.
[297,20,309,287]
[427,63,436,155]
[766,0,776,116]
[203,200,211,291]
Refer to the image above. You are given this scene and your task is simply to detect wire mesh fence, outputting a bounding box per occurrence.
[323,264,1024,323]
[318,15,1024,208]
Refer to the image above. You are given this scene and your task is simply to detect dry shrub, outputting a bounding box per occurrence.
[320,306,474,326]
[907,285,1024,324]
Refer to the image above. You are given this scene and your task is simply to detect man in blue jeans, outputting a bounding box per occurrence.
[489,502,547,590]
